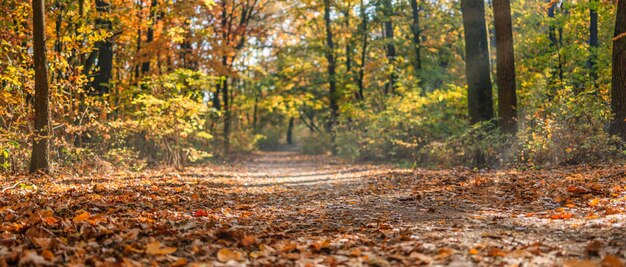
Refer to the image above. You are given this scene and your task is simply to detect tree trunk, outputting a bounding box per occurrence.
[547,1,563,83]
[356,0,368,101]
[588,0,599,83]
[610,0,626,139]
[93,0,113,95]
[30,0,51,173]
[410,0,422,72]
[493,0,517,134]
[222,75,230,155]
[382,0,396,94]
[141,0,158,74]
[323,0,339,149]
[461,0,494,124]
[287,117,295,145]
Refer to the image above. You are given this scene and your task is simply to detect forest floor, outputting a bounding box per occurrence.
[1,151,626,266]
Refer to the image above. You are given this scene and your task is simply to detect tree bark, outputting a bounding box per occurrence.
[356,0,368,101]
[588,0,599,83]
[493,0,517,134]
[93,0,113,95]
[323,0,339,153]
[461,0,494,124]
[382,0,396,94]
[323,0,339,138]
[287,117,295,145]
[410,0,422,72]
[30,0,51,173]
[610,0,626,139]
[141,0,158,75]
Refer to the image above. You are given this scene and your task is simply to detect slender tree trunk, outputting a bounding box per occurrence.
[287,117,295,145]
[587,0,599,84]
[410,0,422,72]
[30,0,51,173]
[493,0,517,134]
[610,0,626,139]
[222,73,230,155]
[344,6,352,73]
[323,0,339,152]
[93,0,113,95]
[547,1,563,83]
[356,0,368,101]
[141,0,158,74]
[382,0,396,94]
[461,0,494,124]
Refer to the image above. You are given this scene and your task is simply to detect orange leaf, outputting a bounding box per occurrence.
[217,248,243,262]
[145,241,177,255]
[72,211,90,223]
[469,248,479,255]
[241,235,256,247]
[605,208,621,215]
[601,254,625,267]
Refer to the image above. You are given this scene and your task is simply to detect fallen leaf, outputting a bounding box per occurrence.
[563,259,600,267]
[601,254,625,267]
[145,241,177,255]
[217,248,243,262]
[72,211,90,223]
[241,235,256,247]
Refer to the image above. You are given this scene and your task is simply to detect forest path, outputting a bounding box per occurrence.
[1,151,625,266]
[202,151,626,266]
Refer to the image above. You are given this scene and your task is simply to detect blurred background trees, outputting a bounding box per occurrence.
[1,0,625,173]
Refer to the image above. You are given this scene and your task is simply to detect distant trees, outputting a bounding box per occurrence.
[493,0,517,134]
[30,0,50,173]
[610,0,626,139]
[461,0,493,124]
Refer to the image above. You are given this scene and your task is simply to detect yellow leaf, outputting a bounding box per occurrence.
[72,211,90,223]
[217,248,243,263]
[145,241,177,255]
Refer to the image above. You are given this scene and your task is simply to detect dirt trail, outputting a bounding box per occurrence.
[1,151,625,266]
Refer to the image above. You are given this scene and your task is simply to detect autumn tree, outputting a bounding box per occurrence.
[493,0,517,134]
[29,0,50,173]
[610,0,626,139]
[461,0,493,124]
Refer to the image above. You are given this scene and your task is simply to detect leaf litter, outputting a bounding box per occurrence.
[0,151,625,266]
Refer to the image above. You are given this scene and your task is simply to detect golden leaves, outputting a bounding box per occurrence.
[72,211,90,223]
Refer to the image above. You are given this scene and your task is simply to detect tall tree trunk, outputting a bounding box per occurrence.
[382,0,396,94]
[141,0,158,74]
[222,73,230,155]
[30,0,51,173]
[547,1,563,83]
[323,0,339,152]
[356,0,368,101]
[344,5,352,73]
[587,0,599,83]
[493,0,517,134]
[610,0,626,139]
[410,0,422,72]
[287,117,295,145]
[93,0,113,95]
[461,0,494,124]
